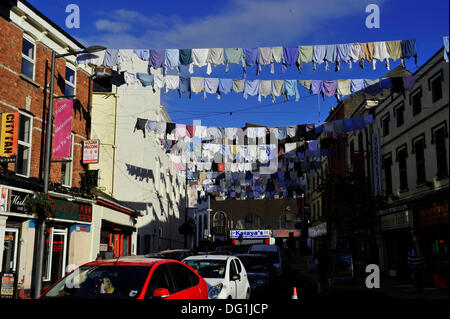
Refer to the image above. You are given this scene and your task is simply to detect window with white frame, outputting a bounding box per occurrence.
[16,112,33,177]
[21,35,35,80]
[65,64,76,98]
[61,134,74,187]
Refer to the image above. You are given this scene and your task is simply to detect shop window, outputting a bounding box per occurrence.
[396,145,408,191]
[16,111,33,177]
[432,239,448,256]
[61,134,74,187]
[65,65,76,98]
[21,35,35,80]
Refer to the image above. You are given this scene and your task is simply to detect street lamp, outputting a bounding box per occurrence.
[33,45,106,299]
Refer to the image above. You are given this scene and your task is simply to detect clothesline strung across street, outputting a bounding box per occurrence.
[443,36,450,62]
[76,39,419,78]
[133,113,373,181]
[136,116,363,201]
[110,72,417,104]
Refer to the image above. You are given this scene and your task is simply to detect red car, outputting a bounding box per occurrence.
[39,257,208,299]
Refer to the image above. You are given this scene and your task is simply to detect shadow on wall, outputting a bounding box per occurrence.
[125,163,155,182]
[121,163,189,254]
[121,197,189,254]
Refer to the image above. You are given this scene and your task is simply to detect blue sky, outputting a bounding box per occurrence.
[29,0,449,128]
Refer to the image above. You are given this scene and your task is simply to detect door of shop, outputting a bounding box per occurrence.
[2,228,19,273]
[43,227,68,286]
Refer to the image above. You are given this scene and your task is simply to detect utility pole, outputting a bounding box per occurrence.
[184,162,188,248]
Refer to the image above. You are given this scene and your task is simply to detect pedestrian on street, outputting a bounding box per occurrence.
[408,242,425,294]
[314,242,332,294]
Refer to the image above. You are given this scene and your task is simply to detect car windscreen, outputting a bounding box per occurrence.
[238,256,270,272]
[184,259,227,279]
[42,265,152,298]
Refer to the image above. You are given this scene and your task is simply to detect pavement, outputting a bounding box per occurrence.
[284,257,449,300]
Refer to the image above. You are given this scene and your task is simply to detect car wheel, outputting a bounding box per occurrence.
[227,295,232,300]
[246,288,250,299]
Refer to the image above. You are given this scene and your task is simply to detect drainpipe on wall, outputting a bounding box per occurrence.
[111,92,118,197]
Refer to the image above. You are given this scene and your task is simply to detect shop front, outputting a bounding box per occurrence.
[413,202,449,288]
[91,195,140,261]
[0,185,35,299]
[99,220,134,259]
[39,196,93,291]
[377,205,412,280]
[0,185,94,298]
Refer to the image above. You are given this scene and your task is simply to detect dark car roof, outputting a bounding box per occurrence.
[235,254,268,258]
[159,249,194,253]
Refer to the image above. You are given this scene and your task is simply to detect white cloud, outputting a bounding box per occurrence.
[95,19,131,33]
[87,0,385,48]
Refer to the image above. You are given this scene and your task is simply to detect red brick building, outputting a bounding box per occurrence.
[0,0,96,298]
[0,1,91,188]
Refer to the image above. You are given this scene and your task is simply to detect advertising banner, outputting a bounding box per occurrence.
[0,274,15,298]
[188,183,198,208]
[0,112,19,163]
[52,100,73,159]
[82,139,100,164]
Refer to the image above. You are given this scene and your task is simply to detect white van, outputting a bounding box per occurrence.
[248,244,283,276]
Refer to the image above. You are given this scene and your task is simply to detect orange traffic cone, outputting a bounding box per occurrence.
[292,287,298,299]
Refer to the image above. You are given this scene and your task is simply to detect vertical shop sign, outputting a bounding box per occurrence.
[52,100,73,159]
[0,112,19,163]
